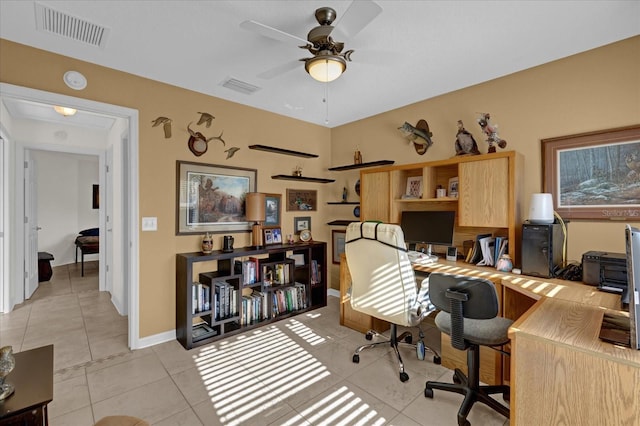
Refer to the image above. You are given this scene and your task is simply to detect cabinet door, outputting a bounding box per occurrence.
[360,171,390,222]
[458,157,509,227]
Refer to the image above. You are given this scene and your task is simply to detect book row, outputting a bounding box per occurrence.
[240,283,308,325]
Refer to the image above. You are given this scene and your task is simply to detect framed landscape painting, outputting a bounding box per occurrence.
[176,161,257,234]
[542,125,640,220]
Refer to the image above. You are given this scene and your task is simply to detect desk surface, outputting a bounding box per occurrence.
[413,259,621,310]
[0,344,54,419]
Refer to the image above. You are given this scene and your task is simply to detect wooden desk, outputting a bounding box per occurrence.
[509,299,640,425]
[0,345,54,426]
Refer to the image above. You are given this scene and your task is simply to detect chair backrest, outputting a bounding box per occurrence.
[428,272,500,349]
[345,222,420,327]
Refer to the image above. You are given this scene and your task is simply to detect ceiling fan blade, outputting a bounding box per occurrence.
[240,20,311,47]
[256,60,300,80]
[333,0,382,40]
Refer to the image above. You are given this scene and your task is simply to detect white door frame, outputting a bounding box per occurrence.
[0,83,141,349]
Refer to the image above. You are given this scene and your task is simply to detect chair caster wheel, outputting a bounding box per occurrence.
[404,335,412,344]
[424,387,434,398]
[365,332,374,341]
[400,372,409,382]
[433,355,441,364]
[352,354,360,363]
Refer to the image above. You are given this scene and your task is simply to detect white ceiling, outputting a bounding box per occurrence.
[1,1,638,128]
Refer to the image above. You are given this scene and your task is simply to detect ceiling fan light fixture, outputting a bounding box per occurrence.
[305,54,346,82]
[53,105,77,117]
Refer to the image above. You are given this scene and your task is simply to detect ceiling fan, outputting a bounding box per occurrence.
[240,1,382,82]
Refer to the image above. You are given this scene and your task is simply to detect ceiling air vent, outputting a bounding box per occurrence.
[221,78,261,95]
[35,3,110,48]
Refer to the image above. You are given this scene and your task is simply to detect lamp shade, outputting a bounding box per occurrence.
[305,54,346,82]
[245,192,266,222]
[529,193,554,224]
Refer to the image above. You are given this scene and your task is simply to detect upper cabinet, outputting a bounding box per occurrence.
[359,152,523,263]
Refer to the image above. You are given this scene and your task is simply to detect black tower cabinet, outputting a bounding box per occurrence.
[521,222,564,278]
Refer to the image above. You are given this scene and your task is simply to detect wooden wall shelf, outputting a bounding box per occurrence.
[328,160,395,171]
[271,175,335,183]
[327,220,358,226]
[327,201,359,205]
[249,144,318,158]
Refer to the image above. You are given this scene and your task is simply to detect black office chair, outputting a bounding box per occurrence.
[424,272,512,426]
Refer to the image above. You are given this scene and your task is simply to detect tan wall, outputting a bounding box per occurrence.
[330,36,640,265]
[2,36,640,339]
[0,39,332,338]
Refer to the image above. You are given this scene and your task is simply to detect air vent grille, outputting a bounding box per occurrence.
[35,3,110,48]
[221,78,261,95]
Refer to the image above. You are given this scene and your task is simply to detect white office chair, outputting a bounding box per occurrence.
[345,222,440,382]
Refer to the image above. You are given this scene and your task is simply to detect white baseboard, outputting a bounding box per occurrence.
[327,288,339,298]
[136,329,176,349]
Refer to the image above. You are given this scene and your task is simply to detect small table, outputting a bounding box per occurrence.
[0,345,54,426]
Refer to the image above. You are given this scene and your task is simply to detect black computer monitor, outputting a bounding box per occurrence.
[400,210,455,261]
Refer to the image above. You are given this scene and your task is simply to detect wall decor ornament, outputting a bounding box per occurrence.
[398,119,434,155]
[454,120,480,156]
[542,124,640,221]
[477,113,507,153]
[176,161,257,235]
[294,216,311,235]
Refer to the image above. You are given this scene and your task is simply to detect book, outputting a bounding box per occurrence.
[469,233,492,264]
[477,236,496,266]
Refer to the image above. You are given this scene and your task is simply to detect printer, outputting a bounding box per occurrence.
[582,250,628,295]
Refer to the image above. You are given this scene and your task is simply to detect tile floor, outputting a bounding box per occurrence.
[0,262,509,426]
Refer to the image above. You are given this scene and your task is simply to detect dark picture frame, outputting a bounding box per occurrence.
[286,189,317,211]
[263,193,282,228]
[294,216,311,235]
[92,184,99,209]
[542,124,640,220]
[332,229,346,264]
[176,160,257,235]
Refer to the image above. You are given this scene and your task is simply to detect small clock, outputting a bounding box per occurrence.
[299,229,312,242]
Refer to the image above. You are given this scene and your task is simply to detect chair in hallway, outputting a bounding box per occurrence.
[424,272,511,426]
[345,222,440,382]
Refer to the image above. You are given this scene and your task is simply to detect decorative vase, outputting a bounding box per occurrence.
[202,232,213,254]
[0,345,15,401]
[496,254,513,273]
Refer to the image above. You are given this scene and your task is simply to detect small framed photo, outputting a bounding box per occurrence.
[294,216,311,235]
[448,177,459,198]
[405,176,423,198]
[264,227,282,245]
[332,230,346,264]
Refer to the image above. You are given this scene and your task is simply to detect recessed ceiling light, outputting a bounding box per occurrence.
[63,71,87,90]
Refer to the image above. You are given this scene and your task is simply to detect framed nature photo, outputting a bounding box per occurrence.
[286,189,317,211]
[332,229,346,264]
[264,193,282,228]
[294,216,311,235]
[176,161,257,235]
[542,125,640,220]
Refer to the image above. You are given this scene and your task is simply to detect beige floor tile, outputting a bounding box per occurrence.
[92,376,189,424]
[49,405,95,426]
[153,339,201,375]
[87,352,169,403]
[48,373,91,419]
[294,381,401,425]
[88,333,129,360]
[154,407,204,426]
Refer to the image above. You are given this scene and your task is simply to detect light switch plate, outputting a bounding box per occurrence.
[142,217,157,231]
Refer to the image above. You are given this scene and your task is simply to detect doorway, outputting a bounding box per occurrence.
[0,82,141,349]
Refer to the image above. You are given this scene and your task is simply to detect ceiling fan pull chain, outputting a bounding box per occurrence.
[324,81,330,125]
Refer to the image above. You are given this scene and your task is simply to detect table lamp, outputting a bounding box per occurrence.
[245,192,266,249]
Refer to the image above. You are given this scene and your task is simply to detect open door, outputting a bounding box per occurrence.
[24,150,38,299]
